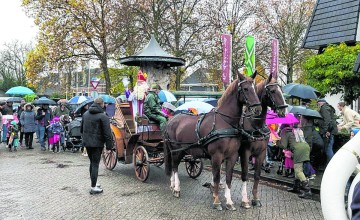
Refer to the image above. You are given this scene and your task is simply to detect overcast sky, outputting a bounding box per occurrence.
[0,0,38,48]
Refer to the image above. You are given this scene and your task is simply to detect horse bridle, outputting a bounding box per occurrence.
[238,79,261,109]
[264,83,288,110]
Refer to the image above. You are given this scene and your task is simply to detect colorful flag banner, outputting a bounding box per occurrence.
[270,39,279,78]
[244,36,255,76]
[221,34,232,85]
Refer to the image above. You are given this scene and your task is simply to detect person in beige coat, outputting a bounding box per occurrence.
[337,101,360,132]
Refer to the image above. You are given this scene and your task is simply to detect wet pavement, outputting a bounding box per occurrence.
[0,142,323,220]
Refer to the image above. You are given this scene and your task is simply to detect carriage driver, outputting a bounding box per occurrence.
[144,84,168,131]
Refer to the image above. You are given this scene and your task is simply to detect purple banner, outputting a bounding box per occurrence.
[221,34,232,85]
[270,39,279,78]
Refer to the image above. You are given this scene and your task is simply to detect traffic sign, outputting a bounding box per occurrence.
[90,79,100,90]
[90,90,99,98]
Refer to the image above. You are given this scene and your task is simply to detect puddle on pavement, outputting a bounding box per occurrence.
[60,186,79,193]
[57,163,69,168]
[41,159,56,164]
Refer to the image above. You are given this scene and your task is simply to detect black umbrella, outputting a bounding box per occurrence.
[74,99,94,115]
[7,97,23,102]
[288,105,322,119]
[33,97,57,105]
[283,83,320,100]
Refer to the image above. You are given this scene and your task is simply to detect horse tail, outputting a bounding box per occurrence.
[164,140,172,176]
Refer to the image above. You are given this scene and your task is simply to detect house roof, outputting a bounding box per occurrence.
[302,0,360,50]
[182,68,212,84]
[119,35,185,67]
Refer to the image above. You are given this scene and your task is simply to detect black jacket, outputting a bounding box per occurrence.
[81,103,113,149]
[317,103,337,135]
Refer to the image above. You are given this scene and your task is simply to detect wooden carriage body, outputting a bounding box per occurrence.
[103,100,203,182]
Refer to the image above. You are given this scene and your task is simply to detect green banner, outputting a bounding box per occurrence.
[244,36,255,76]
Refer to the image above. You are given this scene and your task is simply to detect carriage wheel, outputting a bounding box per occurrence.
[185,158,203,179]
[133,145,150,182]
[102,132,118,170]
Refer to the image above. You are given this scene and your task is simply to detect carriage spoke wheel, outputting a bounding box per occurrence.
[133,145,150,182]
[102,132,118,170]
[185,158,203,179]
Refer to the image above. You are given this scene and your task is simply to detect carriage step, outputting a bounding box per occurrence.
[141,141,163,148]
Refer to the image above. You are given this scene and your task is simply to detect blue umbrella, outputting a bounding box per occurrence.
[203,98,218,107]
[100,95,116,104]
[158,90,177,103]
[6,86,35,96]
[68,96,91,104]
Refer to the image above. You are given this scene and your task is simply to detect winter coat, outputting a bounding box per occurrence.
[35,107,53,127]
[317,103,337,135]
[338,106,360,131]
[20,110,37,133]
[53,106,70,117]
[8,124,19,139]
[278,128,310,163]
[49,122,64,134]
[144,91,162,117]
[1,105,13,115]
[80,103,113,149]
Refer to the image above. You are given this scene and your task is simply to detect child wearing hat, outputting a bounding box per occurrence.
[8,120,19,152]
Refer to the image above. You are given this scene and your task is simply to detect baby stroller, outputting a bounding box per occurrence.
[63,117,83,152]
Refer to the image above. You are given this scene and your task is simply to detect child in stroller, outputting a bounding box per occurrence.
[63,117,83,152]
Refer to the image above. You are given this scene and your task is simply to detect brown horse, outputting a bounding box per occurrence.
[164,72,262,211]
[239,74,287,208]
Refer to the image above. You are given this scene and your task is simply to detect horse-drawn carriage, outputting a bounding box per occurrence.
[102,101,203,182]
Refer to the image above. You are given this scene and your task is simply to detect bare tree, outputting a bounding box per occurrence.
[256,0,316,84]
[0,40,32,90]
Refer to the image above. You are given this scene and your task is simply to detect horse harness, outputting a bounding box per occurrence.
[164,110,242,154]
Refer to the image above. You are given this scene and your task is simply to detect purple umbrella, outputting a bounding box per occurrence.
[266,110,299,125]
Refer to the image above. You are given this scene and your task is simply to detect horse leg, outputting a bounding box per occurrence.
[240,147,251,209]
[252,147,266,207]
[224,153,238,211]
[211,154,223,211]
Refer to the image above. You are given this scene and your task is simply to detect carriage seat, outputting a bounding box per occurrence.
[136,115,158,126]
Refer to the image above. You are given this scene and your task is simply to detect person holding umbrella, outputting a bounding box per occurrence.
[316,99,337,164]
[35,104,53,151]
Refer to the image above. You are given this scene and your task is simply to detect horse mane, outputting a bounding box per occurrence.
[218,79,239,107]
[256,77,277,96]
[218,75,254,107]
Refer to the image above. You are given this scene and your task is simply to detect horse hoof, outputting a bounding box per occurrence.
[251,199,262,207]
[172,190,180,198]
[226,204,236,211]
[213,203,223,211]
[241,201,251,209]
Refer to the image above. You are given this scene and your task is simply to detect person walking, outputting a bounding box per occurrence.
[20,104,37,149]
[316,99,337,164]
[337,101,360,132]
[81,97,113,195]
[278,124,312,199]
[35,104,53,151]
[144,84,168,131]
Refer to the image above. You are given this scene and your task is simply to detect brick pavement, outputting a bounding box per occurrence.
[0,143,323,220]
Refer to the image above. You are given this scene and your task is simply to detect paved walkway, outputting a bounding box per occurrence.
[0,143,323,220]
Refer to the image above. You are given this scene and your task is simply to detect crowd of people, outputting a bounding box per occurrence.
[264,98,360,200]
